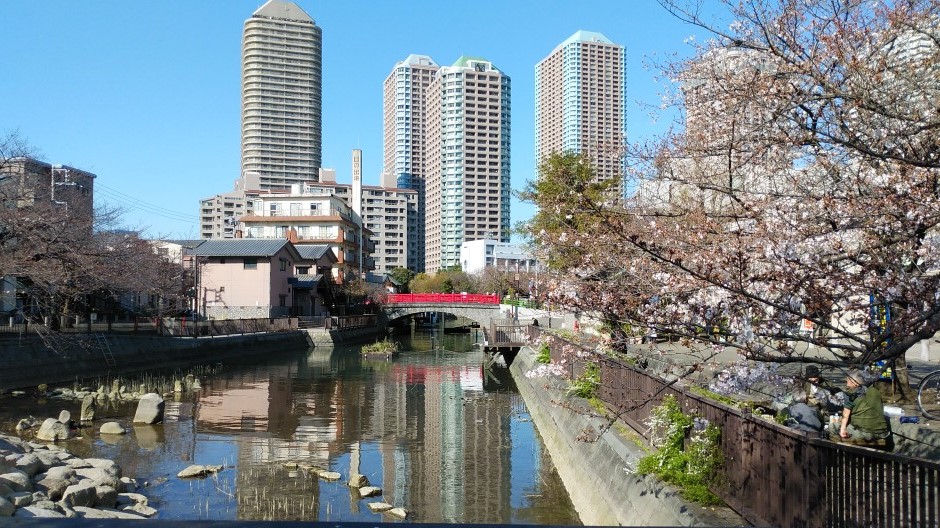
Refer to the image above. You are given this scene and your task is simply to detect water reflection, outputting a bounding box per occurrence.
[0,331,579,524]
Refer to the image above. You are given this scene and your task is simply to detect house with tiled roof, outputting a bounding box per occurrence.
[190,239,336,319]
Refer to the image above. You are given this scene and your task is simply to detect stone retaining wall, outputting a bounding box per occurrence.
[0,332,311,392]
[509,346,744,527]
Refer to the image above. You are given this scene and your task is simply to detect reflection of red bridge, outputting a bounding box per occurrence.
[387,293,500,304]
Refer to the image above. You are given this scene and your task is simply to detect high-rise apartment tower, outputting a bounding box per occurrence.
[241,0,322,190]
[382,54,440,272]
[425,57,511,273]
[535,31,626,193]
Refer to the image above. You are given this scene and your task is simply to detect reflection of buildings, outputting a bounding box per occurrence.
[193,350,522,522]
[367,363,512,522]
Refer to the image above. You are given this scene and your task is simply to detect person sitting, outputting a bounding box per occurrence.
[830,369,890,442]
[803,365,842,413]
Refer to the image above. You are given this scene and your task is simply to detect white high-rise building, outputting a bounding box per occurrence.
[535,31,626,193]
[241,0,322,189]
[425,56,511,273]
[383,54,439,272]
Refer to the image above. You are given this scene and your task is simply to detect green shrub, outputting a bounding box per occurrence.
[536,343,551,364]
[567,362,600,399]
[362,339,399,355]
[636,395,724,506]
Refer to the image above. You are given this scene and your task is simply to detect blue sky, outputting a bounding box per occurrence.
[1,1,705,239]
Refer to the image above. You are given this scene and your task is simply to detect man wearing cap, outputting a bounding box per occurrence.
[803,365,841,413]
[833,369,890,441]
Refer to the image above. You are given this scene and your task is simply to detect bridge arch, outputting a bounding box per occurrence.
[384,303,503,341]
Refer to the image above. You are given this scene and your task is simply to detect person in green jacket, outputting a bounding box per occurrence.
[834,369,890,441]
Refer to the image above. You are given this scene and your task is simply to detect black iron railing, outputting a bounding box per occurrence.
[535,328,940,528]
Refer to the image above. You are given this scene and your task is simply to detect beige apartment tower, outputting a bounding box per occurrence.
[535,30,626,193]
[425,56,511,273]
[241,0,322,190]
[382,54,440,272]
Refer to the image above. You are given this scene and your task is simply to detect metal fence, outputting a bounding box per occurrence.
[0,314,382,339]
[539,330,940,528]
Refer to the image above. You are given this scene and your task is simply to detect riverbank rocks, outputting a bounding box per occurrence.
[359,486,382,498]
[15,416,40,432]
[61,481,97,508]
[35,419,70,442]
[0,433,153,519]
[177,464,223,479]
[348,473,370,488]
[0,472,33,493]
[367,502,392,512]
[133,393,164,424]
[317,471,341,481]
[57,411,71,424]
[99,422,125,435]
[387,507,408,518]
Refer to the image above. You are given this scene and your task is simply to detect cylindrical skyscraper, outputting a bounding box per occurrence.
[241,0,322,189]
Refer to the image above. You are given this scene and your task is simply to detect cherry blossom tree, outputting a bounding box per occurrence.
[522,0,940,398]
[0,132,186,329]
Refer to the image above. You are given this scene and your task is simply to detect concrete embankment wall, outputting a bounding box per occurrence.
[0,332,312,391]
[302,326,386,347]
[0,324,389,391]
[510,346,744,527]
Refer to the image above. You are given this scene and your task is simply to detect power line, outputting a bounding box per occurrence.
[95,183,194,223]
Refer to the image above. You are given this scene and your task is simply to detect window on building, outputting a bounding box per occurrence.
[280,259,288,272]
[244,258,258,270]
[279,295,287,307]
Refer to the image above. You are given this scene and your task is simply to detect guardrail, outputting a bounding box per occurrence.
[387,293,501,304]
[534,327,940,528]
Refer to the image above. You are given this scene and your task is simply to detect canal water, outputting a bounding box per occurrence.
[0,330,580,524]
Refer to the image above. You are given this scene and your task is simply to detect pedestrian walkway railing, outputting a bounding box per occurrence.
[533,327,940,528]
[387,293,501,304]
[0,314,378,339]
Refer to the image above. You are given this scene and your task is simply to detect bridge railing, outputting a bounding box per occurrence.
[387,293,500,304]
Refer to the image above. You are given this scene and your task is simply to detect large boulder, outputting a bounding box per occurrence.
[14,454,43,477]
[41,465,77,482]
[80,395,96,422]
[35,419,70,442]
[0,471,32,492]
[60,481,97,508]
[57,411,71,424]
[33,475,72,501]
[99,422,125,435]
[83,459,121,477]
[0,497,13,517]
[14,506,65,518]
[9,491,32,508]
[32,450,61,471]
[74,468,120,490]
[348,473,370,488]
[94,485,118,508]
[132,394,164,424]
[115,492,148,508]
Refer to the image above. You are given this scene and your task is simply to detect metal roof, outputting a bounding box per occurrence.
[295,244,331,260]
[191,239,290,257]
[288,274,323,289]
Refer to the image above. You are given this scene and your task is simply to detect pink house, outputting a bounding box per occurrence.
[189,239,337,319]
